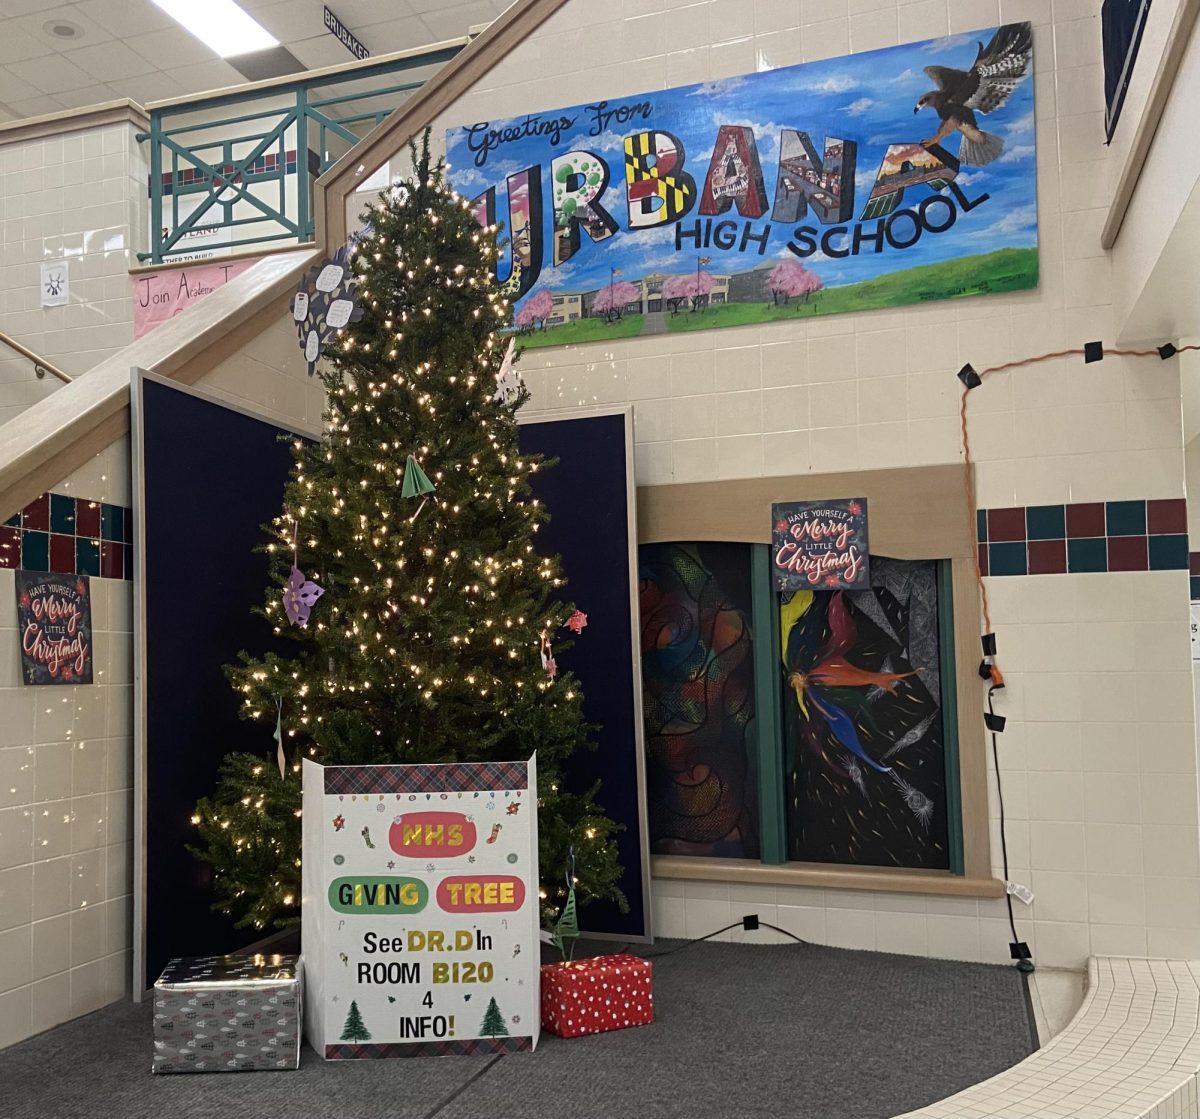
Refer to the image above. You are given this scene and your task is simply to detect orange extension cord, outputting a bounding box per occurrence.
[958,342,1200,688]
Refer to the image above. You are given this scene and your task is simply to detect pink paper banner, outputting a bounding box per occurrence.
[133,258,257,339]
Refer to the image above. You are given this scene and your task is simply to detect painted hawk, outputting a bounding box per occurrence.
[914,23,1033,166]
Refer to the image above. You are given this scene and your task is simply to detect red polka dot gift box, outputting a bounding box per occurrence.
[540,953,654,1039]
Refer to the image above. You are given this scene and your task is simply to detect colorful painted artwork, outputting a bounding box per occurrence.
[773,499,870,592]
[639,544,758,858]
[781,558,948,869]
[445,24,1036,349]
[15,571,93,685]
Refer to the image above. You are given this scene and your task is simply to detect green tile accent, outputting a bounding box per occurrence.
[21,530,49,572]
[100,503,122,542]
[49,493,75,535]
[76,537,100,577]
[1105,500,1146,537]
[1148,534,1189,571]
[1025,504,1065,540]
[988,542,1027,576]
[1068,537,1107,573]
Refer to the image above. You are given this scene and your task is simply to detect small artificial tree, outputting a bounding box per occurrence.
[479,996,509,1038]
[189,135,624,932]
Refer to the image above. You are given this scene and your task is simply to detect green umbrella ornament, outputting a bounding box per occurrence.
[402,454,436,521]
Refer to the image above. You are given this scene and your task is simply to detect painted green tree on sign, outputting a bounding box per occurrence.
[340,999,371,1042]
[479,996,509,1038]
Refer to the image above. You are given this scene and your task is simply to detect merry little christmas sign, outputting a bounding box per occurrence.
[15,571,93,685]
[302,756,540,1058]
[772,499,870,592]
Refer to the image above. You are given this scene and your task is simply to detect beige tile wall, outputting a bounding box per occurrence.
[0,439,133,1048]
[0,122,148,424]
[418,0,1200,967]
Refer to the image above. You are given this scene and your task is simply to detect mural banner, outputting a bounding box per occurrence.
[446,23,1035,349]
[302,757,540,1058]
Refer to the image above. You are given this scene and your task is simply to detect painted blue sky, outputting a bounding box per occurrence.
[444,26,1037,301]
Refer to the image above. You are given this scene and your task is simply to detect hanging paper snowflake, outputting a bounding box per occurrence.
[293,245,364,376]
[565,610,588,634]
[493,338,524,406]
[283,565,324,627]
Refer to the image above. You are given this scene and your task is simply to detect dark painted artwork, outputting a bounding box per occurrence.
[639,543,758,858]
[781,557,948,869]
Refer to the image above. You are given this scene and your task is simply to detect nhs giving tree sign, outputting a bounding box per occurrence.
[446,24,1036,349]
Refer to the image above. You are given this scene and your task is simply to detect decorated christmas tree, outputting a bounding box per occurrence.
[190,135,624,931]
[479,996,509,1038]
[339,999,371,1042]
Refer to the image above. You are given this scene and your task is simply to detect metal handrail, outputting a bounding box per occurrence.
[136,41,466,264]
[0,330,72,384]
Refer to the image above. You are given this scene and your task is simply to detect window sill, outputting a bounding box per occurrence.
[651,855,1006,899]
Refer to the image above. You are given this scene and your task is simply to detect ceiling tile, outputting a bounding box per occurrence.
[0,28,55,66]
[6,52,99,94]
[65,41,159,83]
[76,0,177,40]
[126,26,221,68]
[168,58,248,94]
[0,65,38,104]
[349,15,433,52]
[285,35,364,71]
[326,0,418,25]
[0,0,60,15]
[418,1,494,42]
[107,68,186,104]
[7,94,68,117]
[250,1,325,42]
[404,0,465,14]
[13,4,115,52]
[54,83,118,109]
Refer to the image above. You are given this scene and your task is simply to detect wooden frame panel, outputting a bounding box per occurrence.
[637,465,999,897]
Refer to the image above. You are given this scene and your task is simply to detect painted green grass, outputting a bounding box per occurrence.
[515,313,645,349]
[665,247,1038,332]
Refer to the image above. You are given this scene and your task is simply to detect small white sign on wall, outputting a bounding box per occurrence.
[40,261,68,307]
[1191,602,1200,660]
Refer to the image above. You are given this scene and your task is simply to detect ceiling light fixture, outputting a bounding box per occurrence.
[148,0,278,58]
[43,19,83,40]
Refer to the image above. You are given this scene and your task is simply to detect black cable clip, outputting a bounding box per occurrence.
[957,363,981,389]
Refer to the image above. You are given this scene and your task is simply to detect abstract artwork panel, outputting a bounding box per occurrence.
[781,557,949,869]
[639,543,759,858]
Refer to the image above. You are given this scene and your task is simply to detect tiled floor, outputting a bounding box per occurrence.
[898,957,1200,1118]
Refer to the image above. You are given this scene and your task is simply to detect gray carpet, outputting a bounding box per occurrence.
[0,941,1033,1119]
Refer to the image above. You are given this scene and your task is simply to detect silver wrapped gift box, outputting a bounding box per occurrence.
[152,954,303,1073]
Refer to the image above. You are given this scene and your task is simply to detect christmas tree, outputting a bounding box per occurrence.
[340,999,371,1042]
[189,135,624,932]
[479,996,509,1038]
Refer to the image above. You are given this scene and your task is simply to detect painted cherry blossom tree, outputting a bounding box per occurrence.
[591,280,640,323]
[663,271,716,314]
[767,259,823,306]
[515,287,555,331]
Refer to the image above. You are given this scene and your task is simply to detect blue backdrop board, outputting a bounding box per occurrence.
[519,410,649,941]
[133,376,647,989]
